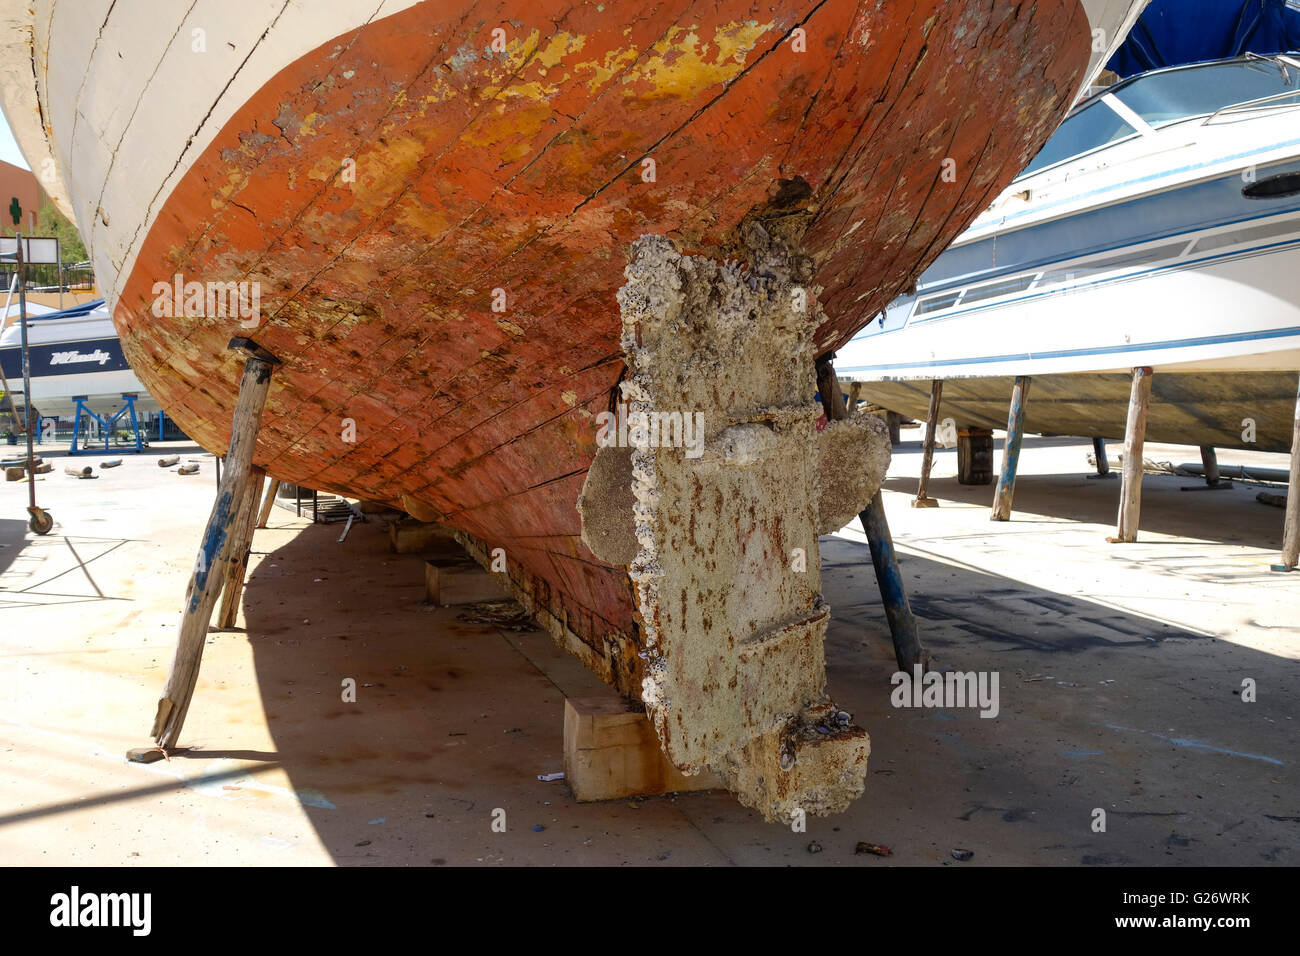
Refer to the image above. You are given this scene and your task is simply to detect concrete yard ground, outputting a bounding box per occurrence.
[0,432,1296,866]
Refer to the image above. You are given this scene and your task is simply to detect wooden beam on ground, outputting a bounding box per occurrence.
[255,477,281,528]
[913,379,942,508]
[1272,374,1300,571]
[991,376,1031,521]
[217,467,265,629]
[1109,367,1153,544]
[147,339,279,751]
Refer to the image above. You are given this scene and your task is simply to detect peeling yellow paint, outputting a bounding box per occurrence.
[297,111,327,138]
[632,21,773,99]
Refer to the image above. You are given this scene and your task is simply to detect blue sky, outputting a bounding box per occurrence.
[0,112,29,169]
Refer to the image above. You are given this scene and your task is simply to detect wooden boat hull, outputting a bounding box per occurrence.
[0,0,1132,816]
[105,1,1092,687]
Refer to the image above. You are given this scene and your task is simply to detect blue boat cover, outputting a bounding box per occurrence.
[1107,0,1300,77]
[25,298,106,320]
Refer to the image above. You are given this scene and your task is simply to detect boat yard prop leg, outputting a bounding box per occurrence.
[1181,445,1232,491]
[144,338,279,753]
[14,236,52,535]
[957,427,994,485]
[860,490,929,674]
[1271,374,1300,572]
[913,379,943,507]
[817,361,929,674]
[991,376,1032,521]
[1088,436,1117,480]
[886,411,902,446]
[580,231,890,822]
[256,478,281,529]
[217,467,266,629]
[1109,366,1153,544]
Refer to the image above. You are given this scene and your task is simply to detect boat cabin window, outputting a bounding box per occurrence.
[1020,101,1139,177]
[1111,59,1300,129]
[1018,58,1300,179]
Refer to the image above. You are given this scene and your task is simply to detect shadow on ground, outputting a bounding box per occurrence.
[883,435,1290,553]
[232,514,1298,866]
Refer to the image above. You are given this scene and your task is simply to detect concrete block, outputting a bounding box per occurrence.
[389,517,457,554]
[425,556,509,605]
[564,694,722,802]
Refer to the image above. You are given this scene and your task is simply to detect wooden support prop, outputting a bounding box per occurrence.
[957,427,994,485]
[816,357,929,673]
[860,491,928,673]
[1110,367,1153,544]
[991,376,1031,521]
[1088,436,1117,480]
[148,339,279,750]
[913,379,943,508]
[255,477,281,529]
[1182,445,1232,491]
[886,410,902,445]
[1272,374,1300,572]
[217,468,265,628]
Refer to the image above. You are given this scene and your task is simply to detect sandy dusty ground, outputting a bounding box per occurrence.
[0,432,1296,866]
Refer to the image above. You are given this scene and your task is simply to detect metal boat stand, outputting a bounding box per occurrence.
[68,393,147,455]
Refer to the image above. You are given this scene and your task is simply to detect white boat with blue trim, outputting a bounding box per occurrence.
[837,53,1300,453]
[0,298,159,419]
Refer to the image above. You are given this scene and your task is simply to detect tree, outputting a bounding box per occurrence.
[1,201,88,261]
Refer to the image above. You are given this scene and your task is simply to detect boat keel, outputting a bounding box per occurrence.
[580,228,890,821]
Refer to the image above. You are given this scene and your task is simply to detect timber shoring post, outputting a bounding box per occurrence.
[860,491,927,673]
[147,338,280,751]
[1088,436,1117,480]
[256,477,281,529]
[816,356,929,673]
[1110,366,1153,544]
[914,379,943,508]
[217,467,265,629]
[1181,445,1232,491]
[1272,374,1300,571]
[991,376,1031,521]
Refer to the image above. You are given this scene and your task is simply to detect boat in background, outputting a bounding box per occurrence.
[838,50,1300,453]
[0,297,160,420]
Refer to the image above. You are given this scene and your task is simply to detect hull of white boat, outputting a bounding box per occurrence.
[856,368,1300,454]
[0,316,160,417]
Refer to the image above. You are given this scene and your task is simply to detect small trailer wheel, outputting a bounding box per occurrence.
[28,509,53,535]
